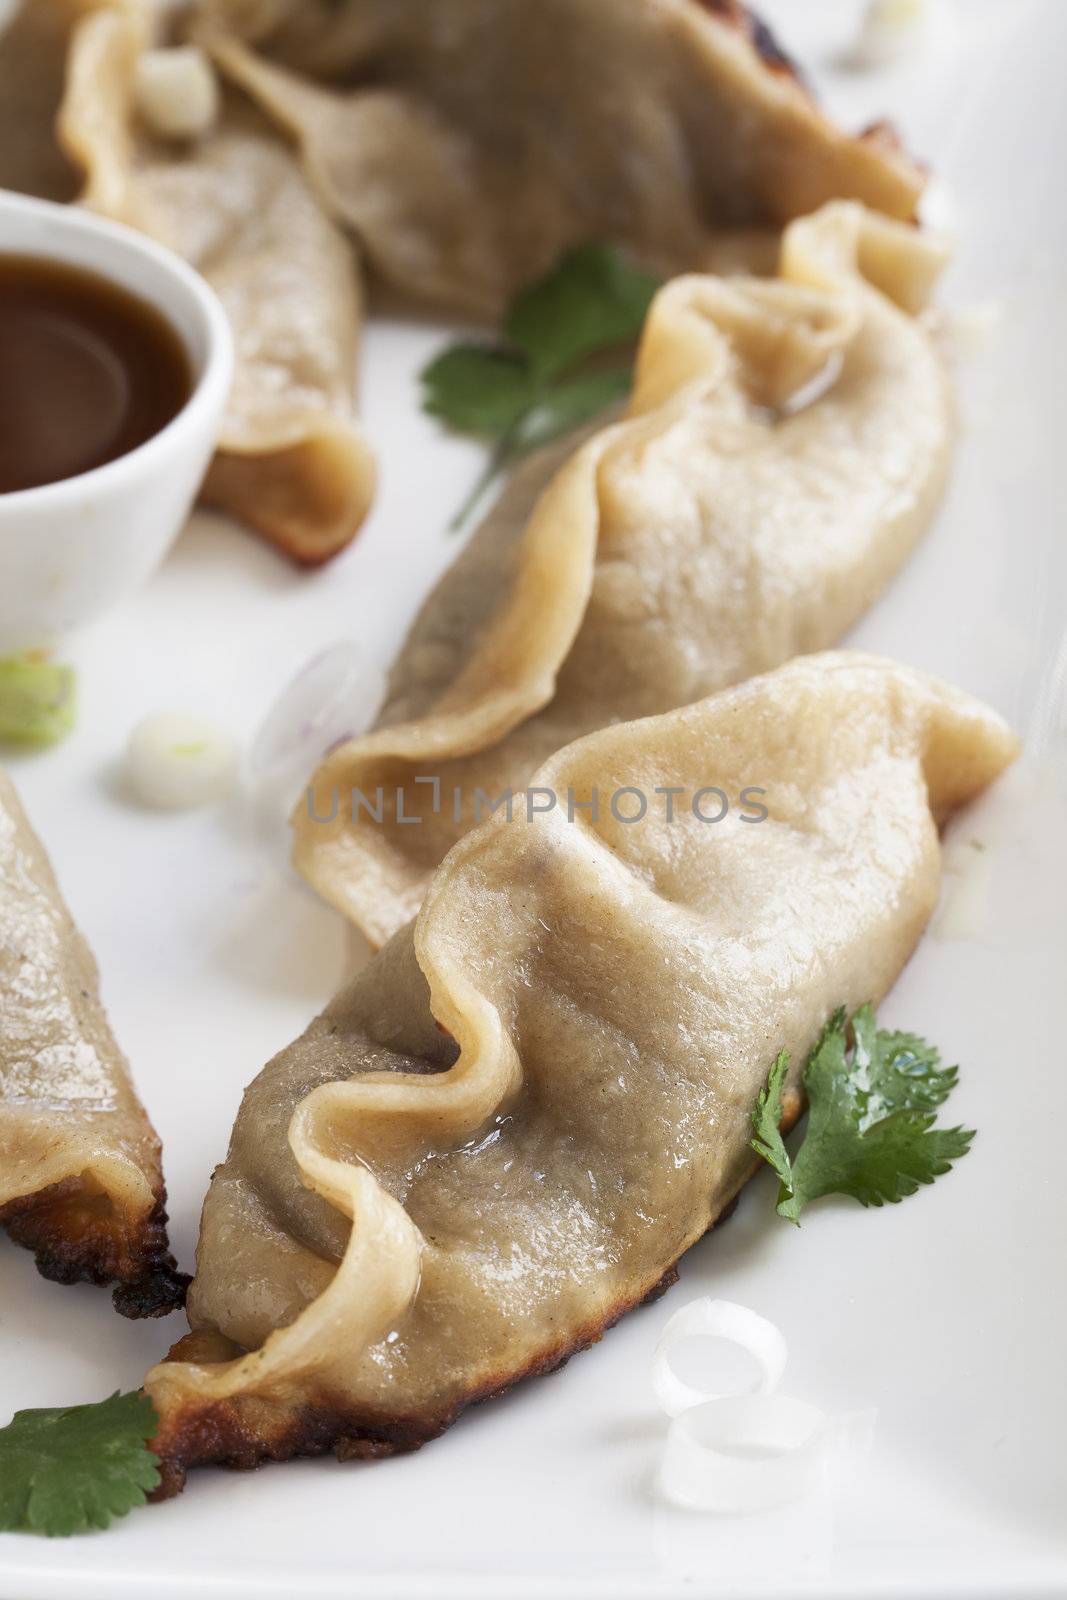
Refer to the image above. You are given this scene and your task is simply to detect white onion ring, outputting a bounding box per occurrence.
[251,641,384,802]
[652,1297,876,1514]
[651,1297,788,1418]
[658,1393,830,1513]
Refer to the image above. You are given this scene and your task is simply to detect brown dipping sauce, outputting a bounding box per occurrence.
[0,255,192,495]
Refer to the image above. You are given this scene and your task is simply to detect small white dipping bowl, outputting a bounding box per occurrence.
[0,189,233,655]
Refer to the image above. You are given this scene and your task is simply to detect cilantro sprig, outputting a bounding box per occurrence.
[752,1005,975,1223]
[421,244,661,529]
[0,1391,159,1537]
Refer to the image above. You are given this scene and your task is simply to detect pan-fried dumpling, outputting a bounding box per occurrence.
[147,654,1017,1487]
[293,202,952,946]
[0,772,185,1317]
[0,0,922,559]
[0,0,375,564]
[197,0,925,317]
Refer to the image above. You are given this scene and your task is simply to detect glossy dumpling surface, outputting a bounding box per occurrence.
[0,771,184,1316]
[147,654,1017,1485]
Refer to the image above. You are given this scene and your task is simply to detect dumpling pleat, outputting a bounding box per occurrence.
[293,204,953,944]
[146,653,1017,1487]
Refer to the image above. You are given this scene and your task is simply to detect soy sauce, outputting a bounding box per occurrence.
[0,255,192,495]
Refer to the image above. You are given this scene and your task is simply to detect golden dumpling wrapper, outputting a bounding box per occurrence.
[0,771,185,1316]
[0,0,375,564]
[199,0,924,317]
[294,203,953,944]
[147,653,1017,1487]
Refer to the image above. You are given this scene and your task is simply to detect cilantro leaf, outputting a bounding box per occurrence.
[0,655,77,747]
[784,1108,974,1220]
[420,244,661,531]
[0,1391,160,1536]
[509,369,632,454]
[505,244,661,384]
[751,1006,975,1225]
[750,1049,793,1194]
[849,1005,959,1126]
[421,345,536,437]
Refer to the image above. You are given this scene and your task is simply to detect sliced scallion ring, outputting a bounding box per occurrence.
[651,1297,788,1418]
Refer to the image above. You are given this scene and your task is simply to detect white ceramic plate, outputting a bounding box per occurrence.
[2,2,1065,1595]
